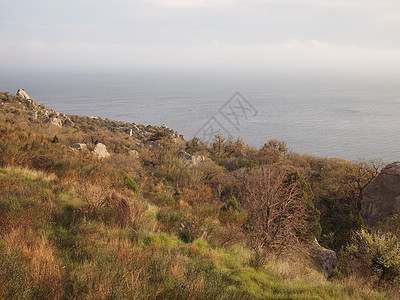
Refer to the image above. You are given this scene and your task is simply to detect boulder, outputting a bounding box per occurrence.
[312,239,338,276]
[177,150,205,166]
[93,143,110,159]
[361,162,400,226]
[44,118,62,127]
[16,89,31,100]
[69,143,87,150]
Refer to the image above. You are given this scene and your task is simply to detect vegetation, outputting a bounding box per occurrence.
[0,91,397,299]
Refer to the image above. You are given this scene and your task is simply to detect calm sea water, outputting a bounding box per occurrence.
[1,72,400,161]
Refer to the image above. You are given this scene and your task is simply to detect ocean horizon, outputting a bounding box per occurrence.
[2,71,399,162]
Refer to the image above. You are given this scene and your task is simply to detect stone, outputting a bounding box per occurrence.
[28,111,37,119]
[44,118,62,127]
[361,162,400,226]
[93,143,110,159]
[126,128,133,136]
[177,150,205,166]
[69,143,87,150]
[129,150,139,159]
[145,141,160,149]
[312,239,338,276]
[16,89,31,100]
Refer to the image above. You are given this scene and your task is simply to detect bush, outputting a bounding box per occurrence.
[122,171,138,193]
[341,229,400,287]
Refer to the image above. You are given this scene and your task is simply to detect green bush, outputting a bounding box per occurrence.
[122,171,138,193]
[341,229,400,286]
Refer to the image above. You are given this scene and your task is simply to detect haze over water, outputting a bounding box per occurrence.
[2,72,399,162]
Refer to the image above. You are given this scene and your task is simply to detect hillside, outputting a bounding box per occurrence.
[0,90,398,299]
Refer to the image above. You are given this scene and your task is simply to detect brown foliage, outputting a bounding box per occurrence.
[241,164,307,254]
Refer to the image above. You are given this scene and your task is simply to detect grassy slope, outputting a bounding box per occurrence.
[0,92,389,299]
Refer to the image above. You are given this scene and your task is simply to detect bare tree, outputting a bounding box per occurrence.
[241,165,308,255]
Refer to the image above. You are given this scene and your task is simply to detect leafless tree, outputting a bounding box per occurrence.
[241,164,307,255]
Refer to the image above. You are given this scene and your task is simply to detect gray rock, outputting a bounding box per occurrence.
[28,111,37,119]
[44,118,62,127]
[69,143,87,150]
[312,239,338,276]
[145,141,160,149]
[93,143,110,159]
[361,162,400,226]
[177,150,205,166]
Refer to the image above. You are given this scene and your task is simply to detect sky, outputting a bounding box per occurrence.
[1,0,400,75]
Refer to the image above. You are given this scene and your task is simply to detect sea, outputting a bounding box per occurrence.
[1,71,400,162]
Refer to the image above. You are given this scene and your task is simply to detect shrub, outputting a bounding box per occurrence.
[122,171,138,193]
[341,229,400,287]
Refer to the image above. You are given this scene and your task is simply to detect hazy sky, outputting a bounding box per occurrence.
[1,0,400,75]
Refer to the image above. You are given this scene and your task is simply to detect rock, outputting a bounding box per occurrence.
[129,150,139,159]
[28,111,37,119]
[16,89,31,100]
[145,141,160,149]
[126,128,133,136]
[93,143,110,159]
[177,150,205,166]
[312,239,338,276]
[69,143,87,150]
[44,118,62,127]
[361,162,400,226]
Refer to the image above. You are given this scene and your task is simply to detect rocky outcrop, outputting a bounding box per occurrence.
[312,239,338,276]
[93,143,110,159]
[69,143,87,150]
[361,162,400,226]
[44,118,62,127]
[16,89,31,100]
[177,150,205,166]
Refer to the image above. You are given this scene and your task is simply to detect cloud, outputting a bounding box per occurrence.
[2,39,400,76]
[144,0,234,8]
[376,11,400,23]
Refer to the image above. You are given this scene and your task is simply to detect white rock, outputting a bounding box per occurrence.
[93,143,110,159]
[16,89,31,100]
[44,118,62,127]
